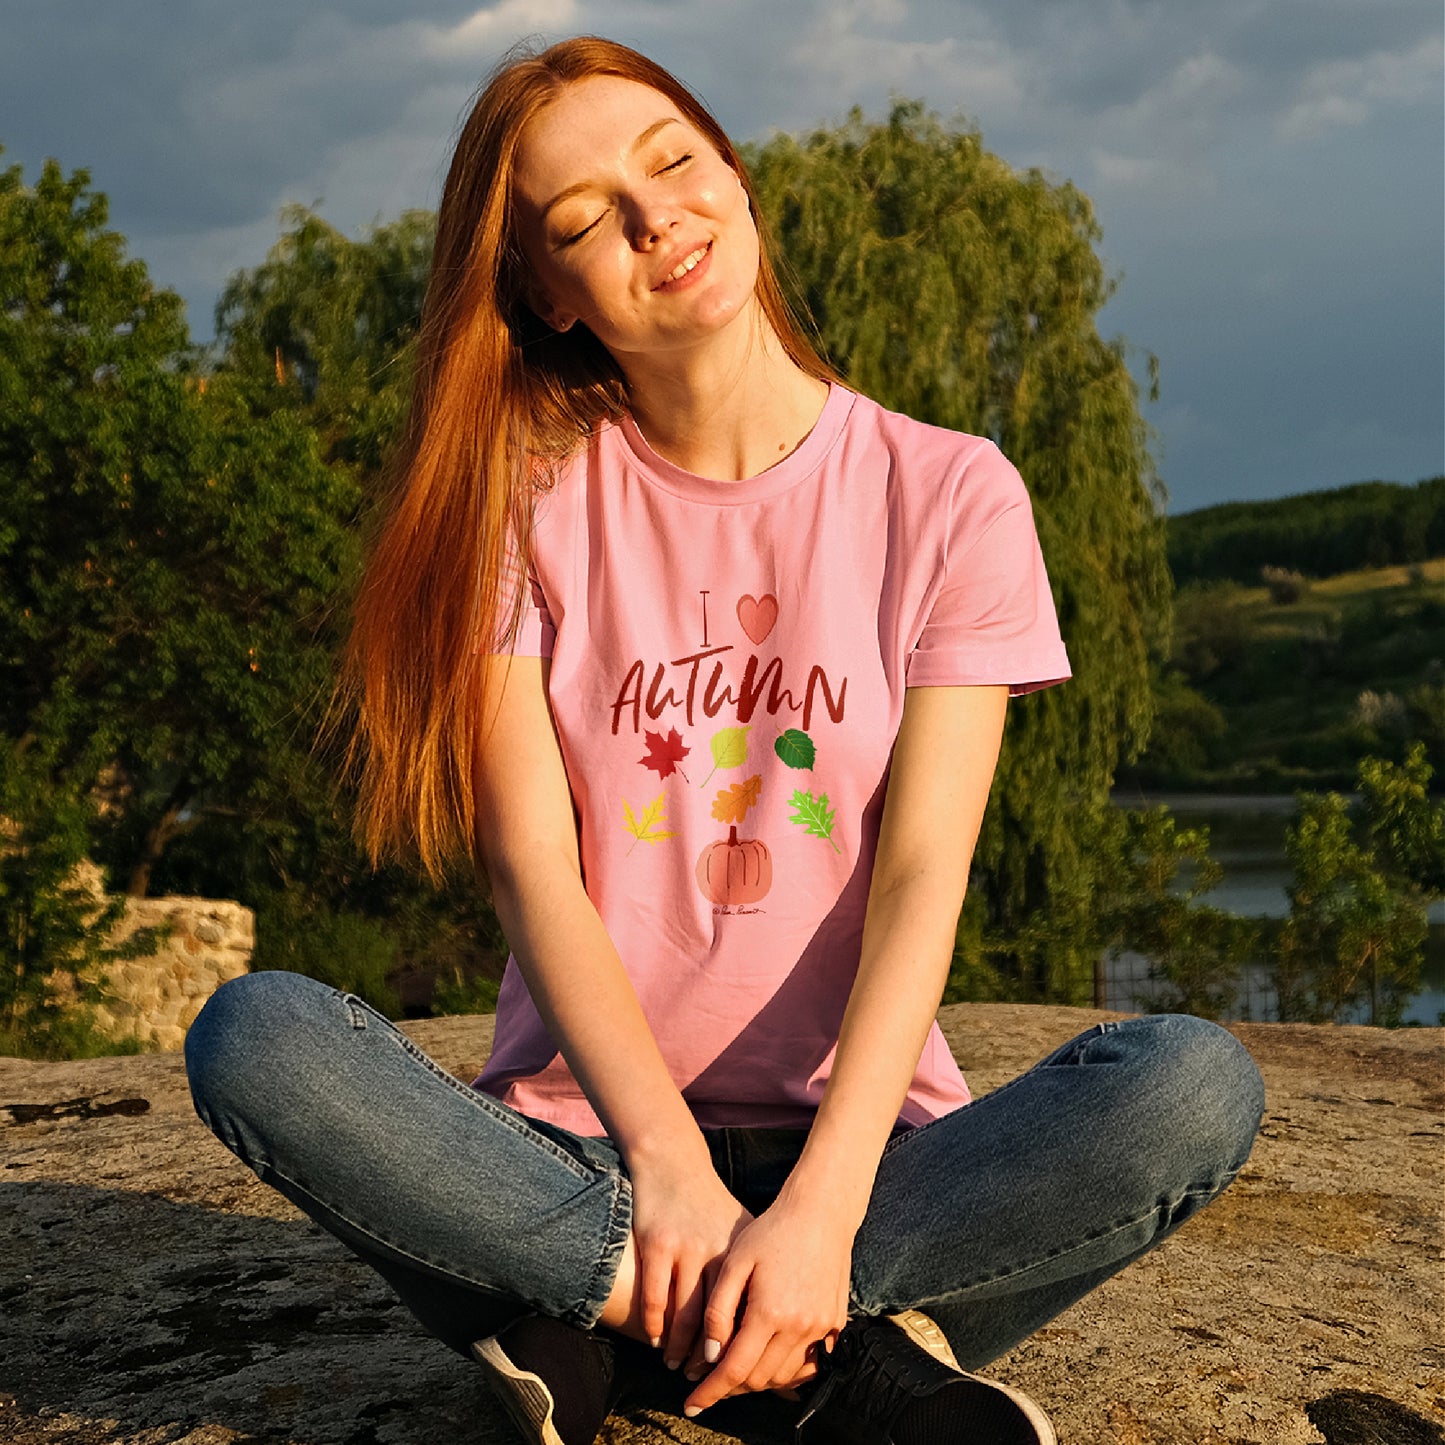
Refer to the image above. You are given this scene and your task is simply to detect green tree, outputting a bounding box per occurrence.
[1274,746,1443,1024]
[1359,742,1445,897]
[208,204,434,474]
[0,739,153,1057]
[1093,806,1258,1018]
[0,149,360,900]
[747,104,1170,998]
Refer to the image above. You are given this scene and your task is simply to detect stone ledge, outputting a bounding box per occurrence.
[96,896,254,1052]
[1,1003,1440,1444]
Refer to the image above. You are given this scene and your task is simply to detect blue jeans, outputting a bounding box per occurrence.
[184,970,1264,1373]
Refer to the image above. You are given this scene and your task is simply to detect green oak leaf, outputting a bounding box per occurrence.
[774,728,816,770]
[788,788,841,853]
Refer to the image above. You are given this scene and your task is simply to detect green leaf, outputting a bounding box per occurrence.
[787,788,841,853]
[774,728,816,770]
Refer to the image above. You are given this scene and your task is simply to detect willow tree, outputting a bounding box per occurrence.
[746,104,1171,1000]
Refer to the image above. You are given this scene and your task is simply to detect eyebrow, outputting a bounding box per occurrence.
[539,117,685,219]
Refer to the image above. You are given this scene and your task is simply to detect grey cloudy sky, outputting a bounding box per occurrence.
[2,0,1440,512]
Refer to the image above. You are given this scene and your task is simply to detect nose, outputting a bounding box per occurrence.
[623,188,678,250]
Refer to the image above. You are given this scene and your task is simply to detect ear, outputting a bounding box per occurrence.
[526,284,575,334]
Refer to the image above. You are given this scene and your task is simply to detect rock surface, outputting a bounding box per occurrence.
[1,1004,1441,1445]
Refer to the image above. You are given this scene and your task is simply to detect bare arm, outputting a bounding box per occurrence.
[474,653,750,1356]
[474,653,704,1168]
[785,682,1009,1218]
[686,683,1008,1411]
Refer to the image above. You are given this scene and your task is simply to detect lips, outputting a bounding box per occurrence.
[654,240,712,290]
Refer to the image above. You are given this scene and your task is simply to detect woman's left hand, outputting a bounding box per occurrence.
[680,1191,856,1415]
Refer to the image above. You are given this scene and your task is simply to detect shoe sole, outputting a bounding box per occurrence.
[888,1310,963,1372]
[955,1375,1058,1445]
[886,1311,1057,1445]
[472,1336,564,1445]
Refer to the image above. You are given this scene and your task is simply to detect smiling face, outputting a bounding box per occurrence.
[510,74,761,365]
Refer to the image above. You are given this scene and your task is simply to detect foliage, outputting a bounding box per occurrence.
[431,965,501,1016]
[1273,745,1443,1024]
[0,148,362,903]
[0,739,153,1057]
[1169,476,1445,586]
[1259,565,1307,605]
[1133,558,1445,789]
[1141,670,1228,776]
[1357,743,1445,897]
[249,891,401,1018]
[209,204,433,475]
[747,103,1170,1000]
[1092,806,1260,1018]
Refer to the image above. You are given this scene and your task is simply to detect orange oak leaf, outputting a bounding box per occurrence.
[640,728,690,782]
[711,774,762,824]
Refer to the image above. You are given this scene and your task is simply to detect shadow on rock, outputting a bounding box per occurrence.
[1307,1390,1445,1445]
[2,1180,792,1444]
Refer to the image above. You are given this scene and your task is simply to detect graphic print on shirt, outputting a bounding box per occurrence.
[639,728,690,781]
[615,588,848,911]
[700,724,749,786]
[736,592,778,645]
[622,793,677,854]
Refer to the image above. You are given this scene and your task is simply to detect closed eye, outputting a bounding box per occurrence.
[559,214,604,246]
[657,152,692,174]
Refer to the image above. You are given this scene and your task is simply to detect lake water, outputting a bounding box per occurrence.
[1104,792,1445,1027]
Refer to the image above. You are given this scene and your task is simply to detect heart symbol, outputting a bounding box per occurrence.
[737,593,779,645]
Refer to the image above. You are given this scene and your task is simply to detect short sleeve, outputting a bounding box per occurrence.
[904,444,1071,695]
[484,544,555,658]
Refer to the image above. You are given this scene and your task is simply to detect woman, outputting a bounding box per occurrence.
[184,35,1264,1445]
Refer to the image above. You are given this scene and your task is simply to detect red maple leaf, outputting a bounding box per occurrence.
[640,728,690,782]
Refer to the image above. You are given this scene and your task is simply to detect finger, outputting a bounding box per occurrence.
[699,1259,748,1366]
[639,1249,674,1350]
[683,1312,772,1415]
[665,1260,706,1370]
[682,1259,723,1382]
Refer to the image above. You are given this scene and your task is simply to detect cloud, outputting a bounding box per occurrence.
[1277,33,1443,141]
[0,0,1438,507]
[422,0,580,60]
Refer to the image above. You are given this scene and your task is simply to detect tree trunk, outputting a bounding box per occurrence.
[125,783,192,898]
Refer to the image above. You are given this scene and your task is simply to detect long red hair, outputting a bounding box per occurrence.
[344,35,833,878]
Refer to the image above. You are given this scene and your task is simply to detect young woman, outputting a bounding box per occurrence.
[184,36,1265,1445]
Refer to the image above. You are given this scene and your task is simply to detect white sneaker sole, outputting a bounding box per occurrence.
[472,1336,563,1445]
[886,1310,1057,1445]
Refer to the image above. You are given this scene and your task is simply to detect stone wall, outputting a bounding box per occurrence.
[92,897,254,1052]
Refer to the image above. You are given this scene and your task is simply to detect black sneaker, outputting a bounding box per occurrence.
[472,1314,628,1445]
[795,1314,1056,1445]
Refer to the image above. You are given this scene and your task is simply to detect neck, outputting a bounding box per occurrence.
[614,304,831,482]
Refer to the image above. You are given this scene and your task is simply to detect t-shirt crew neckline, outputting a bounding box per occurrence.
[616,382,855,505]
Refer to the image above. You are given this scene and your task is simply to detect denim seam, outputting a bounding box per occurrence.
[572,1167,634,1331]
[359,1007,593,1183]
[880,1023,1123,1163]
[865,1174,1240,1315]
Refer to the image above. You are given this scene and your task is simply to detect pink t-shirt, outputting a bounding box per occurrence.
[476,384,1070,1135]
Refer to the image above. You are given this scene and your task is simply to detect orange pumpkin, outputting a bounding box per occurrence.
[696,825,772,905]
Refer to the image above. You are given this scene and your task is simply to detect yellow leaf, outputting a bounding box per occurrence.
[623,792,677,853]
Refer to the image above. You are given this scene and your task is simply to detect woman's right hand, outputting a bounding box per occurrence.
[626,1149,754,1370]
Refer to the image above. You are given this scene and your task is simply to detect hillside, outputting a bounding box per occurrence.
[1129,554,1445,790]
[1167,476,1445,587]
